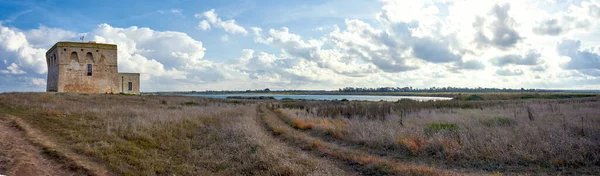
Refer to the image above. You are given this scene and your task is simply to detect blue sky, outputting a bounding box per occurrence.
[1,0,600,92]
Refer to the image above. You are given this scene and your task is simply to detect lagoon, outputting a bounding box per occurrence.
[179,94,453,101]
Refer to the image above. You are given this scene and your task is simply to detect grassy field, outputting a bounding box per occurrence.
[0,92,599,175]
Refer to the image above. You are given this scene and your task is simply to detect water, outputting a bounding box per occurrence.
[179,94,453,101]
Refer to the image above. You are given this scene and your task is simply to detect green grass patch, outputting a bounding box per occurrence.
[464,95,484,101]
[479,118,516,127]
[281,98,298,102]
[167,106,182,110]
[184,101,199,105]
[425,123,457,135]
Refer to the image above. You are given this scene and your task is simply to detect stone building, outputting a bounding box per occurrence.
[119,73,140,94]
[46,42,140,94]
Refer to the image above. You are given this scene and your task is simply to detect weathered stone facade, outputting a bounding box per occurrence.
[46,42,140,94]
[119,73,140,94]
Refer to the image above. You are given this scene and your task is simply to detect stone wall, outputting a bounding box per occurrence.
[46,49,59,92]
[119,73,141,95]
[47,42,120,94]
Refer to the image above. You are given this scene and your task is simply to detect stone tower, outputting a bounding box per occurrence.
[45,42,140,94]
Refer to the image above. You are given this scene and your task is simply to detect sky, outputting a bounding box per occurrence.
[1,0,600,92]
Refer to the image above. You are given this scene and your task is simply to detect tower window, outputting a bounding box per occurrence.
[128,82,133,90]
[87,64,92,76]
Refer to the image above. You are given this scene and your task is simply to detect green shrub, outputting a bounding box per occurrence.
[281,98,298,102]
[464,95,484,101]
[479,118,515,127]
[184,101,198,105]
[167,106,182,110]
[425,123,457,135]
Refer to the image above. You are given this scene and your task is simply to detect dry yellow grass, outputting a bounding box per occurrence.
[1,92,598,175]
[261,105,466,175]
[0,93,350,175]
[277,97,600,174]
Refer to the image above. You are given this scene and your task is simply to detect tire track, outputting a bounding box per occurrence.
[270,107,482,171]
[258,104,474,176]
[0,115,110,176]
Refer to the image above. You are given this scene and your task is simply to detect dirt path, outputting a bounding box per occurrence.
[258,105,487,176]
[248,106,357,175]
[0,115,108,176]
[270,107,489,173]
[0,115,73,176]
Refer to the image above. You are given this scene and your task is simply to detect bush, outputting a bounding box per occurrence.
[272,126,288,135]
[291,119,313,130]
[395,99,417,103]
[464,95,484,101]
[281,98,298,102]
[184,101,198,105]
[425,123,457,135]
[479,118,515,127]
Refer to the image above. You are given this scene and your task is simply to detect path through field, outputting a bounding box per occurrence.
[0,115,108,176]
[256,104,486,176]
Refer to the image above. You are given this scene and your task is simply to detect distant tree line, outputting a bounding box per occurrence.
[338,87,551,93]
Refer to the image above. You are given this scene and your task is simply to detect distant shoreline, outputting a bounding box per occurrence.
[145,91,600,100]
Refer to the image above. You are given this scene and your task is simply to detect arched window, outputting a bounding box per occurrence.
[70,52,79,63]
[53,54,57,65]
[86,52,94,63]
[99,55,106,64]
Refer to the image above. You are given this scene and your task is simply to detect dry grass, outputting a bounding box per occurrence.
[260,105,460,175]
[0,93,348,175]
[1,92,598,175]
[277,98,600,174]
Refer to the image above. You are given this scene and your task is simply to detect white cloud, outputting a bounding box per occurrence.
[31,77,45,86]
[91,24,206,68]
[25,25,78,48]
[250,27,271,44]
[472,4,522,49]
[490,50,543,66]
[0,62,25,74]
[0,23,49,74]
[195,9,248,35]
[496,68,524,76]
[532,1,600,36]
[3,0,600,91]
[199,20,211,30]
[170,9,184,16]
[557,39,600,76]
[90,24,211,80]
